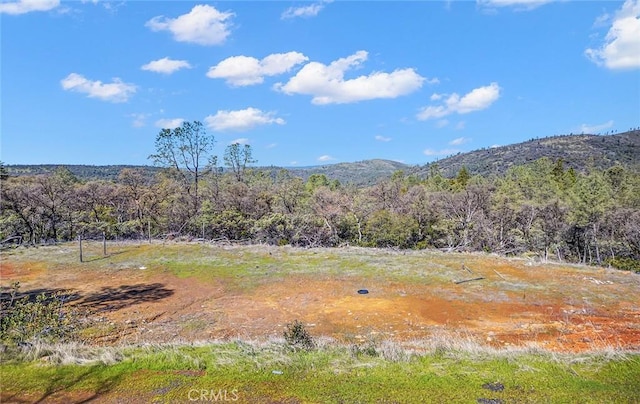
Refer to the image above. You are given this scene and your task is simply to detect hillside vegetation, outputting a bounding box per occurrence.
[5,130,639,185]
[417,130,640,178]
[2,128,639,270]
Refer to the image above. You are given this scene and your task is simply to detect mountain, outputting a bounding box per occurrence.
[4,159,409,187]
[414,130,640,178]
[270,159,410,186]
[5,130,638,185]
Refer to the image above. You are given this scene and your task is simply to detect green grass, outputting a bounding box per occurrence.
[2,342,639,403]
[3,242,639,402]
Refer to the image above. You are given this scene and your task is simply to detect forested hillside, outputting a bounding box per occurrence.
[2,159,639,271]
[6,131,638,185]
[2,126,639,271]
[417,130,640,177]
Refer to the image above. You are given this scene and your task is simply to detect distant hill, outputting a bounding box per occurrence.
[5,131,638,185]
[270,159,410,186]
[4,159,409,187]
[4,165,162,182]
[414,130,640,178]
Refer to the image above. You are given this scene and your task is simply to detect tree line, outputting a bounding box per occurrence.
[1,121,638,271]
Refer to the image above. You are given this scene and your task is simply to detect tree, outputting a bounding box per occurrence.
[453,166,471,190]
[224,143,256,183]
[149,121,215,213]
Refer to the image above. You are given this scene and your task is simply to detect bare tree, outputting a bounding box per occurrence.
[149,121,215,214]
[223,143,256,183]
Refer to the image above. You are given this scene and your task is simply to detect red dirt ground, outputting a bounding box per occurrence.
[2,246,639,353]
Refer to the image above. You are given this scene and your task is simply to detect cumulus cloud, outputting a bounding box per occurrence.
[417,82,501,120]
[580,120,614,134]
[449,137,471,146]
[423,148,460,156]
[61,73,136,103]
[155,118,185,129]
[142,57,192,75]
[477,0,555,11]
[585,0,640,70]
[205,107,285,132]
[317,155,335,162]
[146,5,233,46]
[275,50,428,104]
[0,0,59,14]
[281,1,328,19]
[207,52,308,86]
[375,135,392,142]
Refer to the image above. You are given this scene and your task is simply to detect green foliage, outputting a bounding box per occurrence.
[0,282,81,345]
[252,212,292,245]
[364,210,420,249]
[606,257,640,273]
[206,209,254,240]
[453,166,471,190]
[224,143,257,183]
[283,320,315,351]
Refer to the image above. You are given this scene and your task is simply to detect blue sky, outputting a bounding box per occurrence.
[2,0,639,167]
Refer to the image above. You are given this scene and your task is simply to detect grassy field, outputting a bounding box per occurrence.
[1,241,639,402]
[2,341,639,403]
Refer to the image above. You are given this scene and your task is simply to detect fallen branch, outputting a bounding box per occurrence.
[462,264,473,274]
[454,277,485,284]
[492,269,506,280]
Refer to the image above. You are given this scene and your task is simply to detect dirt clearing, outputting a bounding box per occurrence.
[2,242,639,352]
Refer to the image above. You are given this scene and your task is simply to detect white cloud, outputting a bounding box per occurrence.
[141,57,192,75]
[580,120,614,133]
[449,137,471,146]
[0,0,59,14]
[275,50,428,104]
[417,82,501,120]
[146,5,233,46]
[205,107,285,132]
[207,52,308,86]
[61,73,136,103]
[436,119,449,128]
[423,148,460,156]
[317,155,335,162]
[155,118,185,129]
[585,0,640,70]
[281,1,327,19]
[229,138,250,145]
[477,0,555,11]
[130,113,149,128]
[266,143,278,149]
[375,135,392,142]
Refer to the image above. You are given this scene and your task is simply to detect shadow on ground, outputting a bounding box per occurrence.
[0,365,123,404]
[78,283,174,312]
[1,283,174,313]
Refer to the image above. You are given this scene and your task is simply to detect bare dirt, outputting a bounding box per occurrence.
[2,244,639,353]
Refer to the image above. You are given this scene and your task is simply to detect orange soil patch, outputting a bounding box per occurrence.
[2,252,639,353]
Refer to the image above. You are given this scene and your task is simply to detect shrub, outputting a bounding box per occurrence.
[606,257,640,273]
[283,320,315,351]
[0,282,81,345]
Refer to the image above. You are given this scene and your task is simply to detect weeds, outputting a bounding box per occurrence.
[283,320,316,351]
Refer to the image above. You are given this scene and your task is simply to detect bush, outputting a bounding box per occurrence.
[0,282,81,345]
[607,257,640,273]
[283,320,315,351]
